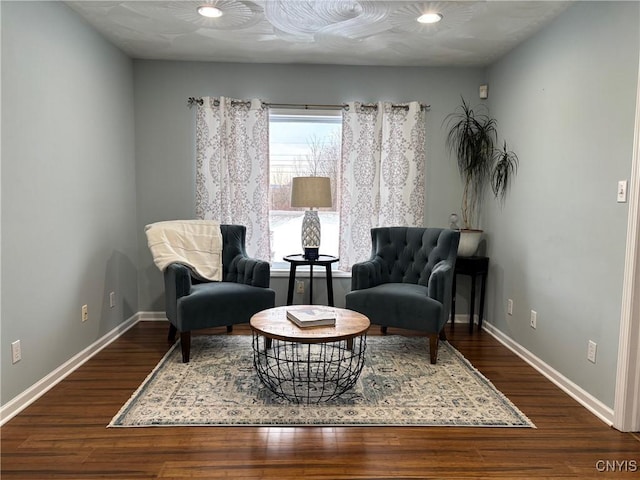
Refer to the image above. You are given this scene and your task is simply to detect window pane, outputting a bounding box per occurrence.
[269,111,341,267]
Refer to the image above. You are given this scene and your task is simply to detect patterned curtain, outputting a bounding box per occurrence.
[195,97,271,261]
[339,101,426,270]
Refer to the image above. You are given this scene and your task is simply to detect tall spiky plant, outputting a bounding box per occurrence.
[444,98,497,229]
[491,140,519,203]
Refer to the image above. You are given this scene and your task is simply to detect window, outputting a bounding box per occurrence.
[268,109,342,269]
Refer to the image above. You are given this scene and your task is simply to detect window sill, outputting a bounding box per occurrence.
[270,268,352,279]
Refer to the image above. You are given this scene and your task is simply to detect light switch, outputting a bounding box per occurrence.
[617,180,628,203]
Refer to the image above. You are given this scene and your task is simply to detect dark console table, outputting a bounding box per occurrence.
[284,254,339,306]
[450,256,489,333]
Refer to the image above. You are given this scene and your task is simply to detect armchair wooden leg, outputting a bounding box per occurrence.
[226,325,233,333]
[168,324,177,344]
[381,326,388,334]
[180,331,191,363]
[429,335,439,365]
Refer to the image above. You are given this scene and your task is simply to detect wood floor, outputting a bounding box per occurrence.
[1,320,638,479]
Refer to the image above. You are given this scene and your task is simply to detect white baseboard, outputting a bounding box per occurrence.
[482,321,614,426]
[137,311,168,322]
[452,313,477,325]
[0,313,141,427]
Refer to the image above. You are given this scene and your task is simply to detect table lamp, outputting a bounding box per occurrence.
[291,176,332,260]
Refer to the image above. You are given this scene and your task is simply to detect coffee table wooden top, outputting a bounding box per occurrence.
[250,306,370,344]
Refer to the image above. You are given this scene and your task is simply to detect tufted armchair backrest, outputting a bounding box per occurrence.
[370,227,459,286]
[186,224,269,287]
[219,224,248,282]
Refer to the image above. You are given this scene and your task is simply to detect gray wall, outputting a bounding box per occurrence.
[133,61,485,311]
[1,1,138,404]
[484,1,639,407]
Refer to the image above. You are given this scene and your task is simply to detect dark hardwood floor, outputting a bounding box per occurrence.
[1,320,638,479]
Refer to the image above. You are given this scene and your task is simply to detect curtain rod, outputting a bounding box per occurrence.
[187,97,430,111]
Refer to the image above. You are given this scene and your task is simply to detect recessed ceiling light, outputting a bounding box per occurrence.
[197,5,223,18]
[417,13,443,24]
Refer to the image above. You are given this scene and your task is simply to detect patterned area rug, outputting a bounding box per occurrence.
[109,335,534,427]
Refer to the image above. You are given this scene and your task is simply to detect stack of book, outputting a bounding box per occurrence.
[286,308,336,328]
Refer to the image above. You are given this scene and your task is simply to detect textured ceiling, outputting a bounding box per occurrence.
[65,1,572,66]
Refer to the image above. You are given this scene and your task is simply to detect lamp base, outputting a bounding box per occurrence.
[304,247,319,261]
[301,210,321,256]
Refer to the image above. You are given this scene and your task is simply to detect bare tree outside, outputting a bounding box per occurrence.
[270,130,341,211]
[270,167,293,211]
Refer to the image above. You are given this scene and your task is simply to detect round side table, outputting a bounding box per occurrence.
[283,254,339,306]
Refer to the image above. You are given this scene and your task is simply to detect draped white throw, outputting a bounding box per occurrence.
[339,101,426,270]
[195,97,271,261]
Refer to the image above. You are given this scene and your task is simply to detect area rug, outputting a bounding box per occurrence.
[109,335,534,428]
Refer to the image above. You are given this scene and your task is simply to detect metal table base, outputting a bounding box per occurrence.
[251,333,367,404]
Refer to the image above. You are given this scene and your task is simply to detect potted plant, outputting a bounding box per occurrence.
[444,97,519,256]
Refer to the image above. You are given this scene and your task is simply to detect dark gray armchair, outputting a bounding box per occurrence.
[345,227,460,364]
[164,224,275,362]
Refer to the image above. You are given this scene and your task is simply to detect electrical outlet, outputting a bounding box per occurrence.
[507,299,513,316]
[296,280,305,294]
[617,180,628,203]
[109,292,116,308]
[587,340,597,363]
[11,340,21,364]
[82,304,88,322]
[530,310,537,329]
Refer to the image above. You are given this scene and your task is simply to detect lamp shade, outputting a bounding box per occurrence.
[291,177,332,208]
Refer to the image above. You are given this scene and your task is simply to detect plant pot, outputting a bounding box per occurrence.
[457,229,483,257]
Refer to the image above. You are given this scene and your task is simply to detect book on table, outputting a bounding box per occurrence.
[286,307,336,328]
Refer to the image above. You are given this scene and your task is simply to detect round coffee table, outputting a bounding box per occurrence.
[250,306,370,404]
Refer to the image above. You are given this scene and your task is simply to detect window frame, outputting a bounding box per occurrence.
[268,108,342,272]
